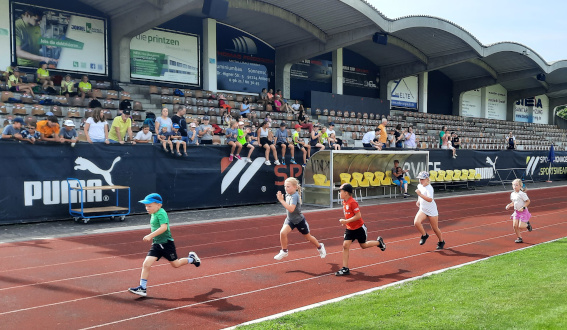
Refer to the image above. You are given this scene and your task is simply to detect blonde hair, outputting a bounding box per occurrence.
[512,178,527,192]
[285,177,302,203]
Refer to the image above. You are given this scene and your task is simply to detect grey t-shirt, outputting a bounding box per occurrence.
[285,192,304,224]
[199,124,213,141]
[275,129,288,143]
[2,125,22,136]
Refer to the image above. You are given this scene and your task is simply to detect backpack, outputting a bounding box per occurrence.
[119,99,132,110]
[173,88,184,97]
[143,112,156,132]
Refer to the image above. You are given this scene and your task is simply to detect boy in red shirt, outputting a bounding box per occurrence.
[337,183,386,276]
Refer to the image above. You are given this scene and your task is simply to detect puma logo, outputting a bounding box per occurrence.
[74,156,121,186]
[486,156,498,174]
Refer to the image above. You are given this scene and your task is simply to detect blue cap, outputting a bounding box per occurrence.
[139,193,163,204]
[13,117,25,124]
[45,111,54,116]
[172,124,180,129]
[329,122,335,126]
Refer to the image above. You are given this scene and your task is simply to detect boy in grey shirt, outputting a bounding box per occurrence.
[198,116,214,144]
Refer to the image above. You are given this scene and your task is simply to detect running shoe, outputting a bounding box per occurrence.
[527,222,533,232]
[189,251,201,267]
[318,243,327,258]
[128,286,147,297]
[419,233,429,245]
[274,160,281,165]
[183,152,188,157]
[404,193,411,197]
[264,160,271,165]
[290,159,297,164]
[281,159,286,165]
[335,267,350,276]
[436,241,445,250]
[245,157,253,163]
[235,155,242,160]
[229,155,234,161]
[377,236,386,251]
[515,237,523,243]
[274,250,288,260]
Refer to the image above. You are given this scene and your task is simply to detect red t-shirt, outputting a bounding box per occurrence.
[343,197,364,230]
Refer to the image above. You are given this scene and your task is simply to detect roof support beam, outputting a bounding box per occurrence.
[508,87,548,102]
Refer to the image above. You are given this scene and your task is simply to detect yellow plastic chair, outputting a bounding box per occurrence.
[429,170,438,182]
[461,169,469,181]
[437,170,446,182]
[453,169,463,182]
[364,172,375,183]
[313,174,330,186]
[445,170,454,183]
[371,171,384,187]
[339,173,351,185]
[353,172,370,198]
[382,170,396,197]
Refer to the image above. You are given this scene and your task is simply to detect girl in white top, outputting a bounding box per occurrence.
[414,171,445,249]
[84,108,109,144]
[505,178,532,243]
[257,121,280,166]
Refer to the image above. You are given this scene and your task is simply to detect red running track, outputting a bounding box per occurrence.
[1,187,566,329]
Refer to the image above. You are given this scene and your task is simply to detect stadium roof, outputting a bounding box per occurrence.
[80,0,567,104]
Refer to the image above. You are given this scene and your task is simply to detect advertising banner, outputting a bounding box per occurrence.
[12,3,107,74]
[461,89,482,118]
[130,28,199,85]
[343,65,379,90]
[216,23,275,93]
[485,84,507,120]
[514,95,549,124]
[0,0,10,70]
[291,58,333,83]
[389,75,418,109]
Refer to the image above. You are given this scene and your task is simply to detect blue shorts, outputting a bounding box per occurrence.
[393,179,407,186]
[284,217,310,235]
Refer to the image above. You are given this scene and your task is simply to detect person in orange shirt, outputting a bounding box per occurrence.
[336,183,386,276]
[377,118,388,149]
[36,115,61,142]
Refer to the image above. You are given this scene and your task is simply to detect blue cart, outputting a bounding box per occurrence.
[67,178,131,224]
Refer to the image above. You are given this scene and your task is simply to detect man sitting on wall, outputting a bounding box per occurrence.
[506,131,516,150]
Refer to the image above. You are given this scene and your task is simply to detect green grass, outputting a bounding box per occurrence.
[240,238,567,329]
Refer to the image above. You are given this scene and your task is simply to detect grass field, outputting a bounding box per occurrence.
[239,238,567,329]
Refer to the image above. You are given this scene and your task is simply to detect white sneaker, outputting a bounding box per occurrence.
[318,243,327,258]
[245,157,253,163]
[264,160,271,165]
[274,160,281,165]
[274,250,288,260]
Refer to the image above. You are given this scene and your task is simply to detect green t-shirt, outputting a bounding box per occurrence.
[237,128,247,144]
[7,74,18,89]
[15,18,41,67]
[439,131,445,146]
[320,132,328,144]
[292,131,300,145]
[37,67,49,79]
[150,208,173,244]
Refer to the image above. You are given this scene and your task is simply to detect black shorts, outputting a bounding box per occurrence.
[344,224,368,243]
[276,141,289,148]
[294,143,305,150]
[9,86,18,92]
[260,137,272,146]
[284,217,310,235]
[147,240,178,261]
[200,140,212,145]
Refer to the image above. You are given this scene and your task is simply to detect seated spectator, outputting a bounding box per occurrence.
[78,75,92,101]
[258,121,280,165]
[36,61,55,93]
[187,122,199,145]
[1,117,25,141]
[20,122,41,144]
[134,125,153,143]
[7,67,36,97]
[297,109,313,133]
[108,110,135,144]
[158,126,173,153]
[60,74,76,98]
[394,124,404,148]
[36,115,61,142]
[327,122,342,147]
[170,123,188,156]
[266,89,274,104]
[198,116,214,145]
[441,131,457,158]
[451,132,460,150]
[59,120,78,145]
[273,95,282,112]
[404,126,416,149]
[155,107,172,135]
[310,124,325,151]
[329,132,341,150]
[84,108,109,144]
[240,98,251,118]
[237,121,254,162]
[225,120,242,161]
[3,61,17,81]
[361,128,382,150]
[259,88,268,102]
[506,131,516,150]
[292,124,310,166]
[222,111,233,128]
[291,99,301,113]
[391,160,410,198]
[248,124,258,146]
[218,95,231,111]
[275,122,296,165]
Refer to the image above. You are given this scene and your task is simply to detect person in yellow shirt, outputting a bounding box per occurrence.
[36,61,54,90]
[108,110,136,144]
[7,68,36,97]
[60,74,76,97]
[15,7,58,67]
[377,118,388,149]
[78,75,92,101]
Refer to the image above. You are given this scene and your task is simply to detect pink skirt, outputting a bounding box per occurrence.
[511,208,531,223]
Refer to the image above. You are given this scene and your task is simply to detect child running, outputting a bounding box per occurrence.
[505,178,532,243]
[414,171,445,249]
[128,193,200,297]
[274,177,327,260]
[336,183,386,276]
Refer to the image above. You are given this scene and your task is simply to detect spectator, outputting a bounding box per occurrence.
[143,111,156,138]
[108,110,135,144]
[60,74,76,98]
[170,124,188,156]
[198,116,214,145]
[291,100,301,113]
[3,61,17,81]
[78,75,92,102]
[15,7,58,67]
[310,124,325,152]
[6,67,36,97]
[171,106,188,143]
[275,122,296,165]
[218,95,231,111]
[377,118,388,149]
[20,122,41,143]
[237,121,254,162]
[59,120,78,145]
[451,132,461,150]
[329,132,341,150]
[187,122,199,145]
[297,108,313,133]
[506,131,516,150]
[249,123,258,146]
[155,107,172,135]
[394,124,405,148]
[292,124,310,165]
[222,110,233,128]
[258,121,280,165]
[391,160,410,198]
[84,108,109,144]
[441,132,457,158]
[273,95,283,112]
[1,117,25,141]
[320,126,330,148]
[36,115,61,142]
[439,126,447,148]
[265,113,273,128]
[259,88,268,102]
[327,122,343,147]
[267,89,274,104]
[158,126,173,153]
[404,126,417,149]
[36,61,55,92]
[240,98,251,118]
[225,120,242,161]
[361,128,381,150]
[134,125,153,143]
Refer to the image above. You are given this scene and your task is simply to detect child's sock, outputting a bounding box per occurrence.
[187,257,194,264]
[140,279,147,289]
[283,249,288,252]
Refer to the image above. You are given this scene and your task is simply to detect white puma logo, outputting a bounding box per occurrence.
[486,156,498,174]
[74,156,121,186]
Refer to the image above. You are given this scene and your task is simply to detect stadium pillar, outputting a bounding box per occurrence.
[418,72,428,113]
[275,62,292,99]
[332,48,343,95]
[202,18,218,92]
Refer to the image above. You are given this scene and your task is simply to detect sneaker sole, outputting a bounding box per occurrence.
[189,252,201,267]
[377,236,386,251]
[128,289,147,297]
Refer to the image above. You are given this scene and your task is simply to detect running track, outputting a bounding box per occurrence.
[1,187,566,329]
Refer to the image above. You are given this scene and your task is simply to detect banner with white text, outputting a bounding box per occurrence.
[389,75,418,109]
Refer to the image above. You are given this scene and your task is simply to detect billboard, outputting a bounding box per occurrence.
[514,95,549,124]
[389,75,418,109]
[461,89,482,118]
[0,0,10,70]
[130,28,199,85]
[485,84,507,120]
[216,23,275,93]
[291,58,333,83]
[12,2,107,74]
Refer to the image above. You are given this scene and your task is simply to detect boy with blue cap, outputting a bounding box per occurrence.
[128,193,200,297]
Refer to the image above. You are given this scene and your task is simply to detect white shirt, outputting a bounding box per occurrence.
[134,130,152,141]
[291,103,300,111]
[417,183,438,216]
[85,117,107,140]
[327,129,336,136]
[510,190,529,211]
[361,131,375,144]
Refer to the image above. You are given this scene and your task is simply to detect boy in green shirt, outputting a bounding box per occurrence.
[128,193,201,297]
[237,121,255,162]
[292,124,310,166]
